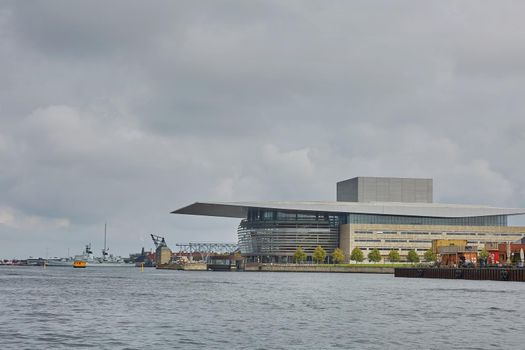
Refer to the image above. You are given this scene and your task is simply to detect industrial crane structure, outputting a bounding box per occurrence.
[150,234,171,265]
[149,234,239,264]
[150,234,167,249]
[175,242,238,262]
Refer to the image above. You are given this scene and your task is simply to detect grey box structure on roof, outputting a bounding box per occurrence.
[337,177,433,203]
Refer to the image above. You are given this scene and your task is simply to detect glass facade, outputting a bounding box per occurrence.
[238,209,345,263]
[347,214,507,226]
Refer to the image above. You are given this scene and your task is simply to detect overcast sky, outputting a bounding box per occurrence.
[1,1,525,258]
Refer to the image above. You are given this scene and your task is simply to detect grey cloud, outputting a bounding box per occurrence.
[1,1,525,257]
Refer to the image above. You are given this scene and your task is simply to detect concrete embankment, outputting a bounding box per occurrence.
[244,264,394,274]
[156,263,207,271]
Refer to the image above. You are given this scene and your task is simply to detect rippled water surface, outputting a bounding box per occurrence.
[1,267,524,349]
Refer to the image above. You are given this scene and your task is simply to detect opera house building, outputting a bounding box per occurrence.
[173,177,525,263]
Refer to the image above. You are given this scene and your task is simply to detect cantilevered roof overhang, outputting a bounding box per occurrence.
[172,201,525,219]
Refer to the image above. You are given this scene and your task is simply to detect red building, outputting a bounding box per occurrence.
[498,242,525,264]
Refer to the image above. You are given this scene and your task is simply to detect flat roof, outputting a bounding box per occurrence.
[172,201,525,219]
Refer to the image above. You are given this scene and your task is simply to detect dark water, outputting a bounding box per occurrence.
[1,267,524,349]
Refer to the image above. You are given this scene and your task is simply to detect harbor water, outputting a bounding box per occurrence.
[0,267,524,349]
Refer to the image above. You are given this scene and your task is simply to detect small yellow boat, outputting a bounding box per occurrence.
[73,259,87,268]
[72,244,92,268]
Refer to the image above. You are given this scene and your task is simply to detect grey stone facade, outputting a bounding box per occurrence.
[336,177,433,203]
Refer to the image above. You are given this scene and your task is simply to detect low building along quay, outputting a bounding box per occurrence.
[173,176,525,265]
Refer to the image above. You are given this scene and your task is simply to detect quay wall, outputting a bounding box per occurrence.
[395,267,525,282]
[156,263,207,271]
[156,262,395,273]
[245,264,394,274]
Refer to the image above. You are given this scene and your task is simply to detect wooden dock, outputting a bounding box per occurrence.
[394,267,525,282]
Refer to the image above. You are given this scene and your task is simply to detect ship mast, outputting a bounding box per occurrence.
[102,222,109,260]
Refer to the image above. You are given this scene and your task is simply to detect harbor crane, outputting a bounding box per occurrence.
[150,234,167,249]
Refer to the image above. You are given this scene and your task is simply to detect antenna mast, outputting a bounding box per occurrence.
[102,222,109,259]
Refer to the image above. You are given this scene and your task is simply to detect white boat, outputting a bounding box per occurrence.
[46,257,73,267]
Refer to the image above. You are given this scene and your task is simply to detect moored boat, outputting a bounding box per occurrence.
[46,258,73,267]
[70,224,134,268]
[73,258,87,268]
[88,224,133,267]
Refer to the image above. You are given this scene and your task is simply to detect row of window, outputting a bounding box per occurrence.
[354,230,522,237]
[356,239,432,244]
[248,209,508,227]
[247,209,347,224]
[348,213,507,226]
[358,247,425,251]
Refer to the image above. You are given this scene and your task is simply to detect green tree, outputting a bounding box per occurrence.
[312,245,326,264]
[479,248,489,260]
[407,250,420,263]
[368,248,382,263]
[478,248,489,267]
[388,250,400,263]
[332,248,345,264]
[424,249,437,262]
[293,246,307,264]
[350,247,364,263]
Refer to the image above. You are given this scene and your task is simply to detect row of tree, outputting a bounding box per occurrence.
[293,246,346,264]
[293,246,438,264]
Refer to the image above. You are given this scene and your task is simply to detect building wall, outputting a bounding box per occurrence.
[336,177,359,202]
[336,177,433,203]
[156,246,172,265]
[339,224,525,262]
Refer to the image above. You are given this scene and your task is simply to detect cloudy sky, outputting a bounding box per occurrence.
[1,1,525,258]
